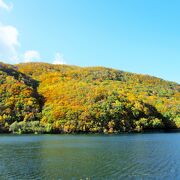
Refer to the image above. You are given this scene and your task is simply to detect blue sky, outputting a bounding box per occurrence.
[0,0,179,83]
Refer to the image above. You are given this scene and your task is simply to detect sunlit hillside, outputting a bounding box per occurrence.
[0,62,179,133]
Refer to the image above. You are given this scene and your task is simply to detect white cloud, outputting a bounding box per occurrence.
[53,52,66,64]
[23,50,41,62]
[0,23,19,63]
[0,1,65,64]
[0,0,13,11]
[0,1,16,63]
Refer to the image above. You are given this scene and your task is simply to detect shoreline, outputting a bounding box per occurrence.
[1,128,180,135]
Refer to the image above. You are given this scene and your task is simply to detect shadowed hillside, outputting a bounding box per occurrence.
[0,62,41,132]
[0,62,179,133]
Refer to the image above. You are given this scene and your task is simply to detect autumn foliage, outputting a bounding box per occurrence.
[0,62,179,133]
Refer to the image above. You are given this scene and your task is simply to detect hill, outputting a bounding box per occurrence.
[0,62,179,133]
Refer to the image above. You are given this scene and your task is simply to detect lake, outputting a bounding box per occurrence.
[0,133,180,179]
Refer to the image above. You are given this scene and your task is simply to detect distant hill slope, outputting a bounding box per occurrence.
[0,62,179,133]
[0,62,41,132]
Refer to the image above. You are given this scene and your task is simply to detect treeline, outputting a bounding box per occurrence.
[0,62,179,134]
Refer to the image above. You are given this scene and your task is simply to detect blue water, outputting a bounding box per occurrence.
[0,133,180,179]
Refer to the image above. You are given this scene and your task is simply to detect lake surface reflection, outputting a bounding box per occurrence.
[0,133,180,179]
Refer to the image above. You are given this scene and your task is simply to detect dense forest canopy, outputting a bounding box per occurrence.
[0,62,179,133]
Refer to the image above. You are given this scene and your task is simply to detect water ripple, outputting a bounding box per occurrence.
[0,134,180,179]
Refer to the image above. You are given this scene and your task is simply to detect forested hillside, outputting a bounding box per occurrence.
[0,62,179,133]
